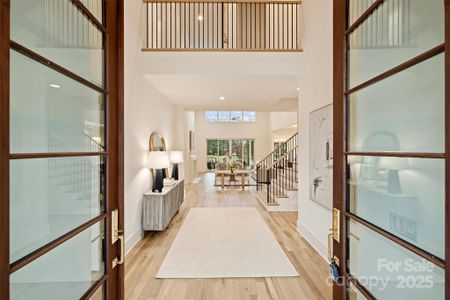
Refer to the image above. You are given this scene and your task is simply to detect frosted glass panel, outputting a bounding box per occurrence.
[10,50,105,153]
[80,0,103,23]
[10,221,105,300]
[348,54,445,153]
[349,220,444,299]
[348,0,444,88]
[348,156,445,259]
[11,0,104,86]
[348,0,376,25]
[10,156,105,263]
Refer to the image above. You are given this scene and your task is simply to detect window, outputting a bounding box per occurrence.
[205,111,256,122]
[230,111,243,121]
[218,111,231,121]
[206,139,254,170]
[205,111,218,122]
[243,111,256,122]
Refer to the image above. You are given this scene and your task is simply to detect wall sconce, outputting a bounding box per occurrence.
[148,151,170,193]
[169,151,184,180]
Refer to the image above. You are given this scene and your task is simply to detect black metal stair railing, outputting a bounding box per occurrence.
[254,132,298,205]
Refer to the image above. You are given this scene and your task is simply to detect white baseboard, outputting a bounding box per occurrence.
[125,228,144,256]
[296,220,328,263]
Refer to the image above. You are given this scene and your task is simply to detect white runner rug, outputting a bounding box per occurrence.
[156,207,299,278]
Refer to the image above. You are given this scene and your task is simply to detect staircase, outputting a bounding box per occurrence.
[254,132,298,210]
[47,132,105,215]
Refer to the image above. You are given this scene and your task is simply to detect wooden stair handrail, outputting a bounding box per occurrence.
[256,132,298,165]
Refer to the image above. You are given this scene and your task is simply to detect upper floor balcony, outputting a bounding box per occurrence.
[142,0,303,52]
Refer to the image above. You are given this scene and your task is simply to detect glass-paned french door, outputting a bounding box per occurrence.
[0,0,123,299]
[334,0,449,299]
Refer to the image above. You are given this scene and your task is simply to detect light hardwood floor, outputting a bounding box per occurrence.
[125,173,332,300]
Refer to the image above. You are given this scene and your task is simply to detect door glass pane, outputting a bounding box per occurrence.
[207,140,218,156]
[348,54,444,153]
[10,220,105,300]
[348,155,445,259]
[207,140,218,170]
[80,0,103,23]
[10,50,105,154]
[11,0,104,86]
[242,140,249,167]
[218,140,229,156]
[231,140,242,160]
[348,0,444,88]
[348,0,376,25]
[10,156,105,263]
[349,219,444,299]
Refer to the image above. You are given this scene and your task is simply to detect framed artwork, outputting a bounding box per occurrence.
[309,104,333,209]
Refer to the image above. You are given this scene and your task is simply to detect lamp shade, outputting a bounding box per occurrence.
[169,151,184,163]
[147,151,170,169]
[378,157,409,170]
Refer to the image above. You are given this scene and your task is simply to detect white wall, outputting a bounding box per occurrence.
[270,112,297,131]
[297,0,333,260]
[194,111,272,173]
[124,0,179,254]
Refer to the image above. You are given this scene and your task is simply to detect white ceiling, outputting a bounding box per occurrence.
[145,74,299,111]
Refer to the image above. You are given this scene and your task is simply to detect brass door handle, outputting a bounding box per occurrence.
[327,230,334,262]
[112,232,124,268]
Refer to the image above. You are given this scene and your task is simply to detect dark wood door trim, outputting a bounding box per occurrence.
[10,41,108,94]
[444,1,450,298]
[104,0,124,298]
[70,0,107,32]
[0,0,124,299]
[9,214,107,274]
[344,0,384,35]
[347,212,446,269]
[0,0,10,298]
[333,0,346,299]
[335,0,450,299]
[345,43,445,95]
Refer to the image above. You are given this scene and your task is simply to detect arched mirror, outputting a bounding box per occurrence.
[149,132,169,178]
[150,132,167,152]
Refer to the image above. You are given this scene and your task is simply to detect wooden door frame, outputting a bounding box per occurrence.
[332,0,346,299]
[0,0,10,298]
[333,0,450,299]
[105,0,125,298]
[0,0,124,298]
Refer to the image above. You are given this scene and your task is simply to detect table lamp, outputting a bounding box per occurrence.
[148,151,170,193]
[169,151,184,180]
[379,157,409,194]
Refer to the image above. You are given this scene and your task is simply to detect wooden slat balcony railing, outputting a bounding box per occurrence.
[142,0,303,51]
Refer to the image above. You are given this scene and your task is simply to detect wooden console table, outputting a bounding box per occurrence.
[143,180,184,231]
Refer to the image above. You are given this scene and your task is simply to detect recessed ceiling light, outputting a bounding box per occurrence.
[50,84,61,89]
[296,87,300,91]
[219,96,225,101]
[197,15,203,21]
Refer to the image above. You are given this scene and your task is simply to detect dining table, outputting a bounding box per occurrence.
[214,169,250,191]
